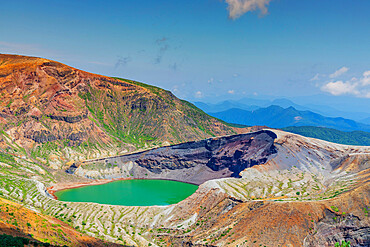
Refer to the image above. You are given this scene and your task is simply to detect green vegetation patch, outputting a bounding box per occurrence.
[281,126,370,146]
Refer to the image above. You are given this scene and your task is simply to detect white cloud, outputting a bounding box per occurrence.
[207,78,214,84]
[329,67,349,78]
[361,70,370,86]
[225,0,272,20]
[228,90,235,94]
[320,69,370,98]
[194,91,203,98]
[321,81,359,96]
[310,73,320,81]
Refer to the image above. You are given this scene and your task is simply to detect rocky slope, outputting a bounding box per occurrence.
[1,123,369,246]
[0,54,369,246]
[70,130,277,184]
[0,54,234,169]
[0,197,123,246]
[57,129,369,246]
[177,131,370,246]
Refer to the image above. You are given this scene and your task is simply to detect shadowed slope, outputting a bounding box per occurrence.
[70,130,277,184]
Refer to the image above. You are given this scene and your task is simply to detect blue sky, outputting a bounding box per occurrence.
[1,0,369,103]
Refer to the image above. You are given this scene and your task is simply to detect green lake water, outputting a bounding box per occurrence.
[54,179,198,206]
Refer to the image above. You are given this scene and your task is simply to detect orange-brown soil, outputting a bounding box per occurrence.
[0,197,122,246]
[0,54,235,170]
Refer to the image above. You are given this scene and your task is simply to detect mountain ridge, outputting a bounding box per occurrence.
[0,54,235,169]
[195,97,370,122]
[209,105,370,132]
[0,54,369,247]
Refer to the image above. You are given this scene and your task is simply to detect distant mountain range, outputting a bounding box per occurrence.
[361,116,370,125]
[194,98,370,124]
[193,101,259,113]
[207,105,370,132]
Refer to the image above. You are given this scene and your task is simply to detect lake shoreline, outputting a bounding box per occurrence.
[47,177,199,200]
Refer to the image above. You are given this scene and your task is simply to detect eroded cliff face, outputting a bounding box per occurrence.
[0,54,235,169]
[149,131,370,247]
[162,183,369,247]
[70,130,277,184]
[1,55,369,246]
[1,126,369,246]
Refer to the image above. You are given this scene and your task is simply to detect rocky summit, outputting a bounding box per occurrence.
[0,55,369,247]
